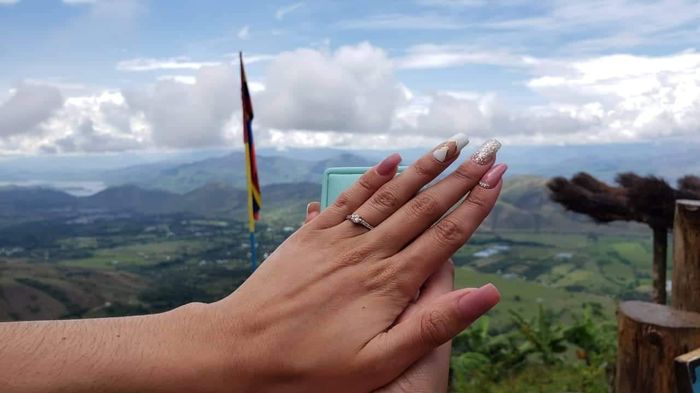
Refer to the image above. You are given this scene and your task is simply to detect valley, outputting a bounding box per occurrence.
[0,173,655,328]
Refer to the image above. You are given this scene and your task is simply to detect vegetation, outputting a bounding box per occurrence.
[450,305,616,393]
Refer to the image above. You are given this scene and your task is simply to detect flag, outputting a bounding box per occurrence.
[240,52,262,232]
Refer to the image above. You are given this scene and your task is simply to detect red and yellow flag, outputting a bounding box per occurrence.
[240,52,261,232]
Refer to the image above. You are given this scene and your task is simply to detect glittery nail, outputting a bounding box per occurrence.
[471,139,501,165]
[433,133,470,162]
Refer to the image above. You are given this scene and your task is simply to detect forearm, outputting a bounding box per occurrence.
[0,304,230,393]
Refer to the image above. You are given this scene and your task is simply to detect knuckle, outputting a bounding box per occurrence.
[357,175,374,193]
[333,191,352,210]
[408,193,441,218]
[337,246,374,268]
[432,218,464,248]
[452,164,480,184]
[420,309,451,347]
[370,184,401,210]
[412,160,439,179]
[393,378,419,393]
[465,191,491,210]
[362,261,403,294]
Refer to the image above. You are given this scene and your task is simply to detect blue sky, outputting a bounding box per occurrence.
[1,0,700,154]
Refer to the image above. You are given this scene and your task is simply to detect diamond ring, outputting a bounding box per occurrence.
[346,213,374,230]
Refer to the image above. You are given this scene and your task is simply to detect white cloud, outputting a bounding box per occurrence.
[0,83,63,137]
[123,65,239,148]
[117,57,221,72]
[38,90,147,153]
[403,49,700,144]
[403,91,596,142]
[117,54,273,72]
[275,2,304,20]
[525,50,700,141]
[237,25,250,40]
[337,14,469,30]
[248,81,265,93]
[156,75,197,84]
[48,119,141,153]
[0,0,20,5]
[228,53,275,65]
[395,44,535,69]
[4,42,700,153]
[257,42,405,133]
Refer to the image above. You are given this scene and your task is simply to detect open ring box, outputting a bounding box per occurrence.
[321,167,407,210]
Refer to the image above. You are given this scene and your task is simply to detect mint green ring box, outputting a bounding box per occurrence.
[321,167,406,210]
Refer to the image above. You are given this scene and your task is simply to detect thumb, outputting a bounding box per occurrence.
[364,284,500,377]
[304,202,321,224]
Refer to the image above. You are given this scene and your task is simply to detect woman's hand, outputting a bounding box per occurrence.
[0,137,506,393]
[307,202,461,393]
[199,137,506,392]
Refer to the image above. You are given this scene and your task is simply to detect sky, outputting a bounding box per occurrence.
[1,0,700,155]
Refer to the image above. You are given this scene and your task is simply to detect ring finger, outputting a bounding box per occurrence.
[346,133,470,231]
[371,139,502,255]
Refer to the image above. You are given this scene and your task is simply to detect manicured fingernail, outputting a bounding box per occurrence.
[306,202,315,215]
[478,163,507,189]
[376,153,402,176]
[433,133,470,162]
[471,139,501,165]
[457,283,500,319]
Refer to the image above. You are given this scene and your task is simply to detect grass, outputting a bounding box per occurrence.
[456,230,655,296]
[452,362,610,393]
[454,266,616,330]
[60,240,206,269]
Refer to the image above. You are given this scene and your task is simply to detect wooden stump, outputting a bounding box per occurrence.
[615,301,700,393]
[672,200,700,313]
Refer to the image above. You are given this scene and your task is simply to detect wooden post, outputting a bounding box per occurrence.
[615,301,700,393]
[652,226,668,304]
[672,200,700,313]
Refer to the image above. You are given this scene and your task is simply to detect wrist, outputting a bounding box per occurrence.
[159,302,257,393]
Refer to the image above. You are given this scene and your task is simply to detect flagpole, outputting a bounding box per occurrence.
[245,123,256,271]
[249,231,256,270]
[240,51,261,272]
[246,147,256,270]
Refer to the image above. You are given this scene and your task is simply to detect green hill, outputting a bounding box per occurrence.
[484,176,644,235]
[103,152,373,193]
[0,175,644,235]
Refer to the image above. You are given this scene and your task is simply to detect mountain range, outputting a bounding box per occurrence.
[1,140,698,195]
[0,176,644,235]
[102,152,372,192]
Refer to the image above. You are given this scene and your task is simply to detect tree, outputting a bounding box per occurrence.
[547,173,700,304]
[509,305,567,365]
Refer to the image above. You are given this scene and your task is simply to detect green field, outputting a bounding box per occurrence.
[455,230,655,299]
[455,266,615,329]
[2,215,658,334]
[60,240,209,269]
